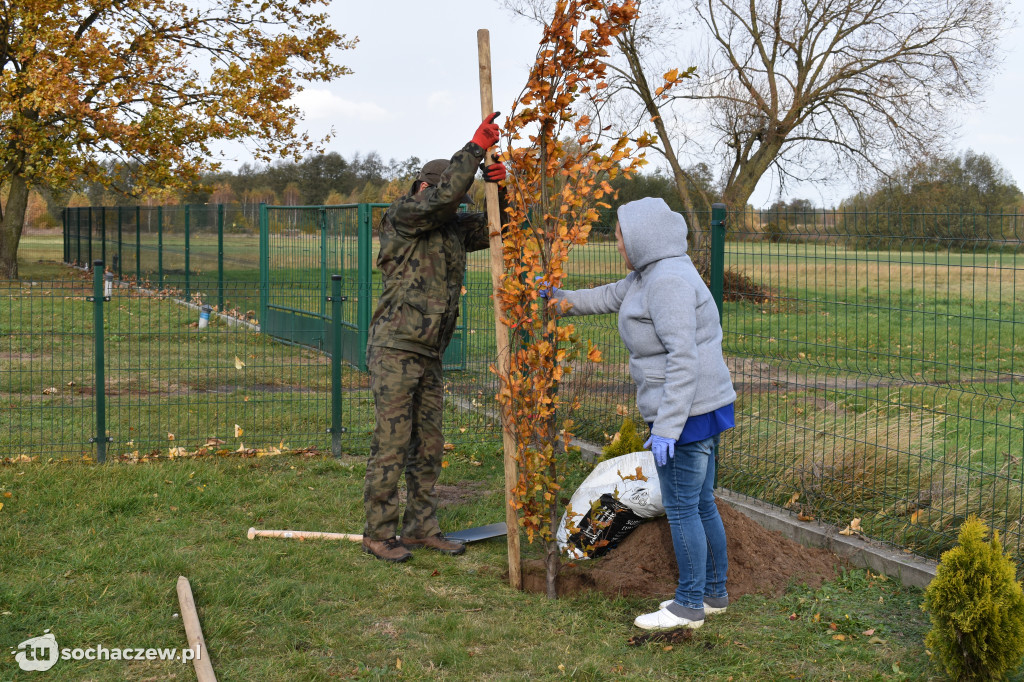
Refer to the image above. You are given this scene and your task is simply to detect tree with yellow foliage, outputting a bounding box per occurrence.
[0,0,356,278]
[496,0,650,598]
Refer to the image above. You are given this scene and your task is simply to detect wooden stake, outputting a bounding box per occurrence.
[477,28,522,590]
[175,576,218,682]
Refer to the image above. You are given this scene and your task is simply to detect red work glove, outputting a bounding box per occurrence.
[479,160,506,183]
[471,112,501,149]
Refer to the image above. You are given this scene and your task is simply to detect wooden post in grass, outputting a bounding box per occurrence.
[176,576,218,682]
[477,28,522,590]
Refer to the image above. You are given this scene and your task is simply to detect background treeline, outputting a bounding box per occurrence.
[34,148,1024,250]
[753,151,1024,249]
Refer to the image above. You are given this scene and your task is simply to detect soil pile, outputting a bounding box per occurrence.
[522,498,844,599]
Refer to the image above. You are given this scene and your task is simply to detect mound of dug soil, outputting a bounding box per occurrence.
[522,498,844,599]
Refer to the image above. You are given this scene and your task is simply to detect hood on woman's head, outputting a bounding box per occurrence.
[615,197,688,270]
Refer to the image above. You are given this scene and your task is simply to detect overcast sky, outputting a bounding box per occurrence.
[214,0,1024,208]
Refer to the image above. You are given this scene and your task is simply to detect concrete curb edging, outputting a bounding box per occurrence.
[715,488,938,589]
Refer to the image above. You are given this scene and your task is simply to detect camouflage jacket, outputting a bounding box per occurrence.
[366,142,493,359]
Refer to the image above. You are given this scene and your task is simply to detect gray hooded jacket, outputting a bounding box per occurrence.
[552,197,736,440]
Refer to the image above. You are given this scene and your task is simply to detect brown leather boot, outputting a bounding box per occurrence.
[362,536,412,563]
[402,533,466,556]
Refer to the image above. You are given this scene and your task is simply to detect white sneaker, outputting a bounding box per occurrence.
[633,606,704,631]
[659,599,728,615]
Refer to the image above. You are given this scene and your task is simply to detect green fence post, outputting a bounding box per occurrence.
[356,203,372,372]
[62,209,68,263]
[76,210,83,266]
[90,261,111,463]
[709,202,727,489]
[329,275,346,458]
[259,203,269,327]
[87,208,94,266]
[710,203,726,320]
[184,204,191,301]
[135,206,141,282]
[320,208,328,320]
[100,208,107,267]
[117,207,123,279]
[157,205,164,288]
[217,204,225,310]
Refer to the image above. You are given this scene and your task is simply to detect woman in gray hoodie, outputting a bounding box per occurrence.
[551,197,737,631]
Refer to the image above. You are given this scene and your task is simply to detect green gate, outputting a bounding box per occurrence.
[258,203,468,371]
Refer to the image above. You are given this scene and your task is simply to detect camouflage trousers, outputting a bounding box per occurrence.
[364,346,445,541]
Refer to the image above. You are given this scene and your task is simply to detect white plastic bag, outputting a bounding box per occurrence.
[556,451,664,559]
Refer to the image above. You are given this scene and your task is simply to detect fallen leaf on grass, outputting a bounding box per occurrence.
[910,509,922,524]
[833,634,846,641]
[42,386,59,395]
[167,432,175,441]
[441,461,450,468]
[868,636,886,645]
[3,492,11,498]
[0,502,4,512]
[797,510,815,522]
[862,628,875,636]
[234,424,244,438]
[443,443,456,451]
[234,356,245,370]
[784,492,800,509]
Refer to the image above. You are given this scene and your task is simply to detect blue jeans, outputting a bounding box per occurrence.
[657,433,729,609]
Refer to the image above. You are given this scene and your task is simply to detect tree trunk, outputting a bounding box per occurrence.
[544,458,560,600]
[722,138,787,212]
[0,173,31,280]
[612,31,706,253]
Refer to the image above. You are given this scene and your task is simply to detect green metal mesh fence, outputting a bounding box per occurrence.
[719,208,1024,564]
[38,203,1024,566]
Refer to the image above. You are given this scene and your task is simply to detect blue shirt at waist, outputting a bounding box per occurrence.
[649,403,735,445]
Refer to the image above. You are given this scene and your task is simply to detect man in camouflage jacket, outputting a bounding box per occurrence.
[362,113,506,562]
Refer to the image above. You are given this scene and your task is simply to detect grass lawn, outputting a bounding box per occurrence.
[1,447,960,681]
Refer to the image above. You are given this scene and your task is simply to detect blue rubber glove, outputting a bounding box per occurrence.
[644,434,676,467]
[535,275,557,299]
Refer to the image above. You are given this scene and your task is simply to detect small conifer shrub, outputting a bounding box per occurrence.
[599,417,646,463]
[922,516,1024,681]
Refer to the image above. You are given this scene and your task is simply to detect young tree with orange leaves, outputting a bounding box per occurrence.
[0,0,356,278]
[496,0,650,598]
